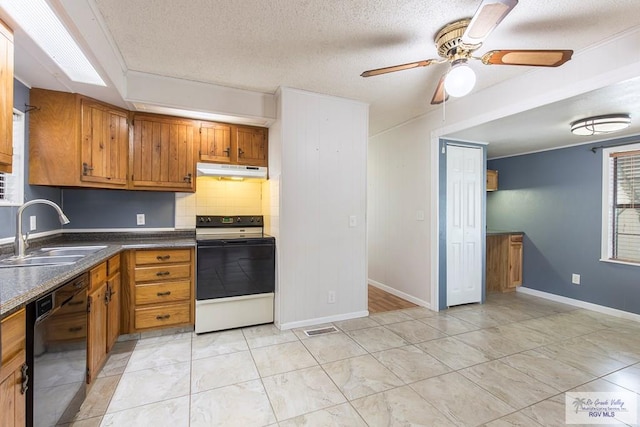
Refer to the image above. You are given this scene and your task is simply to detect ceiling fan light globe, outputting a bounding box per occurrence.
[444,63,476,97]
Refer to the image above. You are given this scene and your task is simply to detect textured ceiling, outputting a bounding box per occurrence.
[91,0,640,135]
[2,0,640,151]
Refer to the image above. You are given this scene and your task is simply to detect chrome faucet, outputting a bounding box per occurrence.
[15,199,70,258]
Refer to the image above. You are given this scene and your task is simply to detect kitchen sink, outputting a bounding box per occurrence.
[0,245,107,268]
[37,245,108,257]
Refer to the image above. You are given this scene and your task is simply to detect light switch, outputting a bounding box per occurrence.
[349,215,357,227]
[30,215,37,231]
[136,214,145,226]
[416,210,425,221]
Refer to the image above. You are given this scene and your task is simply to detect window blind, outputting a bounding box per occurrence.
[611,150,640,262]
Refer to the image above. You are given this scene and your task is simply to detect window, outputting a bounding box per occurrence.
[0,110,25,206]
[602,143,640,264]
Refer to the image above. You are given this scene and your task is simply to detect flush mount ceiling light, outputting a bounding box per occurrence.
[444,59,477,98]
[0,0,106,86]
[570,114,631,136]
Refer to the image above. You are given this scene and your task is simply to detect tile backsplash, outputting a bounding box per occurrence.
[175,177,263,229]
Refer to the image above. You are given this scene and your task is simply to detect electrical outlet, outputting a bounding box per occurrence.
[328,291,336,304]
[572,273,581,285]
[349,215,357,228]
[416,210,425,221]
[136,214,145,226]
[30,215,37,231]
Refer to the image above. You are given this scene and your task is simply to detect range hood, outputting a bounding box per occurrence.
[196,162,268,181]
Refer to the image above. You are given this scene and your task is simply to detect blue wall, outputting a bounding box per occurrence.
[0,80,62,240]
[487,136,640,315]
[61,188,175,229]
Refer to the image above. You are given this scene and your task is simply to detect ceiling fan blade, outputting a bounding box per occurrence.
[461,0,518,46]
[430,74,449,105]
[361,59,436,77]
[481,49,573,67]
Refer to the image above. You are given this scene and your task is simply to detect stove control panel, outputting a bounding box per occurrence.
[196,215,263,227]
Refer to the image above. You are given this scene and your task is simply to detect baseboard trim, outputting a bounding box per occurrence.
[277,310,369,331]
[368,279,431,309]
[517,287,640,323]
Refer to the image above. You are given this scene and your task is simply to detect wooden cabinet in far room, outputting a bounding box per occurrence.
[486,233,523,292]
[121,248,194,333]
[486,169,498,191]
[235,125,268,166]
[1,308,27,427]
[29,88,129,189]
[0,19,14,174]
[130,113,197,192]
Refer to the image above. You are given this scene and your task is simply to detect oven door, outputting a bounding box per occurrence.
[196,238,275,300]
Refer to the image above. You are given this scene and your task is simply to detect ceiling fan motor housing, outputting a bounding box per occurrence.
[435,19,480,58]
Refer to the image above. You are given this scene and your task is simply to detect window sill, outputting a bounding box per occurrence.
[599,258,640,267]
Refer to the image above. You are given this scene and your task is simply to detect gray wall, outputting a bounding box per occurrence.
[0,80,62,240]
[487,136,640,315]
[61,188,175,229]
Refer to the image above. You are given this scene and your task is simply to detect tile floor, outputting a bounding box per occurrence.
[60,292,640,426]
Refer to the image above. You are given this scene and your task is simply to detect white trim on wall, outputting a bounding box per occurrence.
[278,310,370,331]
[368,279,431,309]
[517,286,640,323]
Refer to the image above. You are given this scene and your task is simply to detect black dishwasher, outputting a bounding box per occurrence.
[26,273,89,427]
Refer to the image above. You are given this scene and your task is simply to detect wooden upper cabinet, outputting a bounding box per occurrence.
[130,113,196,192]
[200,121,231,163]
[29,88,129,189]
[235,125,267,166]
[81,99,128,186]
[0,20,14,174]
[486,169,498,191]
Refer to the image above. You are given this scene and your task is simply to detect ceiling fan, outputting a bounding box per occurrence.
[361,0,573,104]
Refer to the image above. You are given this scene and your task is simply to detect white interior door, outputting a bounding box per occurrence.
[446,144,482,306]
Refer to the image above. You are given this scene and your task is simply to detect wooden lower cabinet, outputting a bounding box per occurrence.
[87,254,120,383]
[486,233,523,292]
[0,309,27,427]
[122,248,194,333]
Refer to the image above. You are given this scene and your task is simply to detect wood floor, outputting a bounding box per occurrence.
[368,285,417,313]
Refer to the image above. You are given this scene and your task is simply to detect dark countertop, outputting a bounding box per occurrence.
[486,230,524,236]
[0,231,195,317]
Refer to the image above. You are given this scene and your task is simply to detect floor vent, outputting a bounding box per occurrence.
[303,326,338,337]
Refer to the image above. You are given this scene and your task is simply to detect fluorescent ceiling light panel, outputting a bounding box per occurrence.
[1,0,105,86]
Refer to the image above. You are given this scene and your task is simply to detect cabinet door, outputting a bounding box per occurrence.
[0,366,26,427]
[131,114,196,191]
[81,100,128,186]
[200,122,232,163]
[235,126,267,166]
[508,235,523,288]
[0,20,14,173]
[87,282,108,383]
[106,272,121,353]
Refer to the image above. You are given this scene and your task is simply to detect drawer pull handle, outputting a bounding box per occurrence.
[20,364,29,395]
[157,291,172,297]
[157,255,171,261]
[156,271,171,277]
[156,314,171,320]
[68,326,83,333]
[68,300,84,306]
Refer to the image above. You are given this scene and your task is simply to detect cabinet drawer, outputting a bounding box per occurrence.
[107,254,120,276]
[134,303,191,330]
[135,249,191,265]
[45,313,87,343]
[90,262,107,292]
[510,234,523,243]
[135,281,191,305]
[1,309,25,365]
[134,263,191,282]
